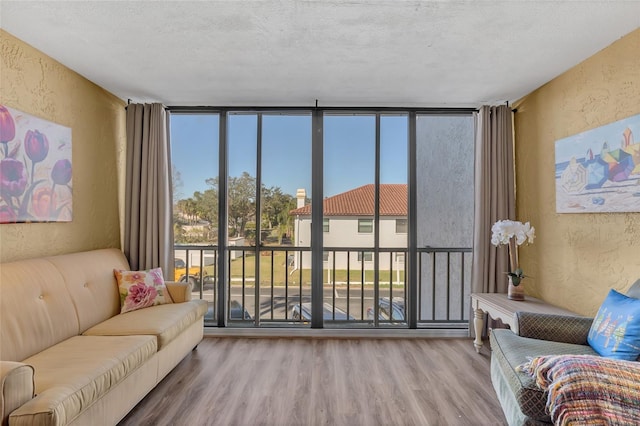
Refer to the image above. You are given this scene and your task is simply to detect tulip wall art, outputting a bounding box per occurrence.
[0,105,72,223]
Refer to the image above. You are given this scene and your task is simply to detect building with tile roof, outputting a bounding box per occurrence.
[289,184,408,274]
[289,184,408,217]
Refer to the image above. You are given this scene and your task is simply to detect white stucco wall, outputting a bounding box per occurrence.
[293,215,407,271]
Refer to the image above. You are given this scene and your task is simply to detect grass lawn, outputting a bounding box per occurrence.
[202,251,406,287]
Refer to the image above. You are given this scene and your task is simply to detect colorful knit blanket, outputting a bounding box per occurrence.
[519,355,640,425]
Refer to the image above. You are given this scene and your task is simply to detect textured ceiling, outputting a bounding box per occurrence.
[1,1,639,107]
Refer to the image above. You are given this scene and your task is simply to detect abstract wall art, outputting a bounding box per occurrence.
[0,105,72,223]
[555,113,640,213]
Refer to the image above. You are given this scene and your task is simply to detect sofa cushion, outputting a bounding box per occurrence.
[490,329,597,421]
[0,258,79,361]
[587,289,640,360]
[46,248,129,333]
[490,356,550,426]
[115,268,173,314]
[12,335,156,425]
[83,300,208,350]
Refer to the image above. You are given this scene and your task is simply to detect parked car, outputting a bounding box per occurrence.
[366,297,405,321]
[203,300,252,323]
[229,300,252,320]
[291,302,355,321]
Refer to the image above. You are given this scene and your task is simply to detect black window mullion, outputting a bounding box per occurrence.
[374,114,380,328]
[311,109,324,328]
[217,110,228,327]
[254,113,262,326]
[408,111,418,329]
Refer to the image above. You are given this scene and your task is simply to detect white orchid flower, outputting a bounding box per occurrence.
[524,222,536,244]
[491,219,535,247]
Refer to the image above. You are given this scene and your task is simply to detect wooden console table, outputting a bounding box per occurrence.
[471,293,575,353]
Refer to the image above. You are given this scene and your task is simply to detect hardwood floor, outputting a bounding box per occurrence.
[119,337,506,426]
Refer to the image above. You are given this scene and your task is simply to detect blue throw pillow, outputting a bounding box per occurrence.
[588,289,640,360]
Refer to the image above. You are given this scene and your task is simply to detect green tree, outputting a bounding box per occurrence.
[228,172,256,237]
[261,186,296,235]
[174,172,299,243]
[193,188,218,225]
[173,222,186,242]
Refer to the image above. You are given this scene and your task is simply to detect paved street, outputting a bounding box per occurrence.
[194,285,406,322]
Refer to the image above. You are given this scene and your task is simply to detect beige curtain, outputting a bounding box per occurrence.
[124,103,173,278]
[471,105,515,296]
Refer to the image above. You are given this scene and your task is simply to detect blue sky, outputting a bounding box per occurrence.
[171,112,408,199]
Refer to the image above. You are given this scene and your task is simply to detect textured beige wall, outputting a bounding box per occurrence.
[514,28,640,316]
[0,30,126,262]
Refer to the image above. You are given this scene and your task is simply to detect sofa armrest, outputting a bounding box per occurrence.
[515,312,593,344]
[1,361,34,426]
[165,281,192,303]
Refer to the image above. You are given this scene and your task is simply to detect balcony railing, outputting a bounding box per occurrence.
[174,244,471,328]
[418,247,472,325]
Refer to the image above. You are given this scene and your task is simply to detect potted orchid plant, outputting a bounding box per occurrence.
[491,220,536,300]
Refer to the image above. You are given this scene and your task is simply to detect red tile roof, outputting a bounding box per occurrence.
[289,184,407,216]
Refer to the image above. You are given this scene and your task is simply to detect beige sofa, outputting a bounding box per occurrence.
[0,248,207,426]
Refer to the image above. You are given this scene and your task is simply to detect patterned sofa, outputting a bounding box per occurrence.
[489,281,640,425]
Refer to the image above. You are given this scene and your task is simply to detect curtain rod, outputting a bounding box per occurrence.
[124,101,518,113]
[165,105,480,113]
[121,104,524,113]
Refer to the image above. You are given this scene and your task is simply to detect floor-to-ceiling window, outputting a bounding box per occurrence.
[323,114,377,324]
[170,112,220,324]
[322,113,408,326]
[226,112,313,325]
[169,108,473,329]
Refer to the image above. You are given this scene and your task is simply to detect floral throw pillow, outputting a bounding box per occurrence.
[114,268,173,314]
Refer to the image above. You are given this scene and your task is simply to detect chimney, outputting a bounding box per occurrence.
[296,188,306,208]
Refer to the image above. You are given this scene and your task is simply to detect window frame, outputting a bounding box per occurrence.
[358,218,373,234]
[168,106,476,329]
[395,218,407,234]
